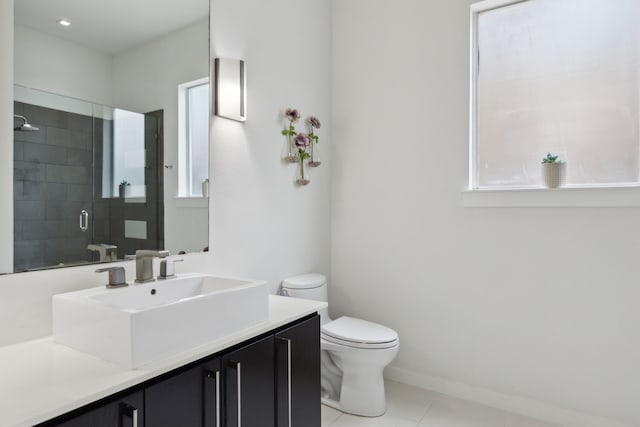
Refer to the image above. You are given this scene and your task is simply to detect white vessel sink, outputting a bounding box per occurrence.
[53,273,268,369]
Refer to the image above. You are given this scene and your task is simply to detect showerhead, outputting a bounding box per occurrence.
[17,122,39,132]
[13,114,39,132]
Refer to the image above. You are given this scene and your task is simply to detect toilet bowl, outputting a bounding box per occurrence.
[281,274,399,417]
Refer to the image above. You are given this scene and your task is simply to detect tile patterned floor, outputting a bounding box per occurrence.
[321,381,560,427]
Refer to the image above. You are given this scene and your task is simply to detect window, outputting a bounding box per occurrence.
[470,0,640,189]
[178,78,210,197]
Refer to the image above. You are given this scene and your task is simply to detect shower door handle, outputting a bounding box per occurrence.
[79,209,89,232]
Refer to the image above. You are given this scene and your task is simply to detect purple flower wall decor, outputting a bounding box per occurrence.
[294,133,311,148]
[282,108,301,162]
[285,108,301,123]
[295,132,311,185]
[308,116,321,130]
[307,116,322,167]
[279,108,322,185]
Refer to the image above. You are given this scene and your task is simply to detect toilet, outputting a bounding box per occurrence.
[281,274,399,417]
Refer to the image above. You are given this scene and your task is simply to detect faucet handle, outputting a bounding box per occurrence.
[95,266,128,288]
[158,259,184,279]
[136,249,170,258]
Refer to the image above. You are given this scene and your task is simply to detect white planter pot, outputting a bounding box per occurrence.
[542,162,566,188]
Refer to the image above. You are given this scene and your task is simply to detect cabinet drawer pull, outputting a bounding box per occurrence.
[278,338,292,427]
[206,370,221,427]
[231,360,242,427]
[120,403,138,427]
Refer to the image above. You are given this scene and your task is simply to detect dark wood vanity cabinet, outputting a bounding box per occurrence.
[145,357,221,427]
[39,314,320,427]
[275,315,321,427]
[53,390,144,427]
[223,336,276,427]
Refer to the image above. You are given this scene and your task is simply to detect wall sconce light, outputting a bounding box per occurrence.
[214,58,246,122]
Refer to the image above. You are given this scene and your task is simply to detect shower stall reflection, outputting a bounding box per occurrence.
[13,87,164,272]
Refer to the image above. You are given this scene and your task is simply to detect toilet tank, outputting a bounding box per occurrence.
[281,274,330,323]
[281,273,327,301]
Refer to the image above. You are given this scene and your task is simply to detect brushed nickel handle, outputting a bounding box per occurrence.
[232,361,242,427]
[278,338,292,427]
[121,404,138,427]
[207,370,221,427]
[237,362,242,427]
[95,266,128,288]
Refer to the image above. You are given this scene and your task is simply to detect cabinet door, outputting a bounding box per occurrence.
[275,315,321,427]
[51,390,143,427]
[145,357,221,427]
[223,335,275,427]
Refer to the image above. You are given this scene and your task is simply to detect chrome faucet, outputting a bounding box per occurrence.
[135,250,170,283]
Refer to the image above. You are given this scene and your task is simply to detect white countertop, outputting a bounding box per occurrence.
[0,295,326,427]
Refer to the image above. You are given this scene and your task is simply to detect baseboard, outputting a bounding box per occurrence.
[384,366,637,427]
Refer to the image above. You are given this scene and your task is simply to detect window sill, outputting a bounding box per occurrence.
[124,196,146,204]
[175,196,209,208]
[462,185,640,207]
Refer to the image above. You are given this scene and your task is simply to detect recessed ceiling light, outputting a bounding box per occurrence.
[57,19,71,27]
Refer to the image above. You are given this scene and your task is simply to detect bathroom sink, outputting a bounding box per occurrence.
[53,273,268,369]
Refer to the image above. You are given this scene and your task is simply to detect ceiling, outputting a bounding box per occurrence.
[14,0,209,55]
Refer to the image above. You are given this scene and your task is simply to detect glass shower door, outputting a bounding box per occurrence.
[13,85,95,271]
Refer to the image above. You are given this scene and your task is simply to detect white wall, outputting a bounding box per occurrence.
[0,0,13,273]
[207,0,332,292]
[112,20,210,254]
[331,1,640,427]
[14,25,113,106]
[0,0,332,346]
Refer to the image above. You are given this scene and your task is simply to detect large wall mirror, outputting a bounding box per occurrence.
[9,0,210,274]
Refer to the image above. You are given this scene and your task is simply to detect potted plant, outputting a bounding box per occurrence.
[119,180,131,198]
[541,153,566,188]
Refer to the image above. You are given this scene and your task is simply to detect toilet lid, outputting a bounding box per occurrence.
[282,273,326,289]
[321,316,398,349]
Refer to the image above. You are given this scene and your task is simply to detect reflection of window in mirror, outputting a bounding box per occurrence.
[111,109,146,199]
[178,78,210,197]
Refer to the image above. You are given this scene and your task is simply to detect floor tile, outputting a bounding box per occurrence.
[321,381,559,427]
[322,404,343,427]
[333,412,419,427]
[385,380,441,422]
[419,395,514,427]
[502,413,560,427]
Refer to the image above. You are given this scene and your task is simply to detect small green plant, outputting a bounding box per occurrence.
[542,153,562,164]
[119,180,131,186]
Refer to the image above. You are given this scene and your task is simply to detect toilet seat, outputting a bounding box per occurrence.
[321,316,398,349]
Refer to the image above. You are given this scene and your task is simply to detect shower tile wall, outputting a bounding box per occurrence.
[13,102,165,272]
[13,101,93,272]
